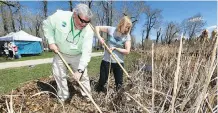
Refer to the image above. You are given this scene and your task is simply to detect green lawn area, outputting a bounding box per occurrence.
[0,50,103,63]
[0,56,102,95]
[0,51,54,63]
[0,63,52,94]
[0,52,140,95]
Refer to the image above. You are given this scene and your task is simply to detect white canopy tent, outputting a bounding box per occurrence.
[0,30,42,42]
[0,30,43,55]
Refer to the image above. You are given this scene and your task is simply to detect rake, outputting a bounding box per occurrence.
[57,52,102,113]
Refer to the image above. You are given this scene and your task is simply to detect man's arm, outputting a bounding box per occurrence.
[78,26,94,71]
[42,12,59,53]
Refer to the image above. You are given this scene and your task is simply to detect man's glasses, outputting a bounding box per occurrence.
[66,31,81,45]
[78,15,90,24]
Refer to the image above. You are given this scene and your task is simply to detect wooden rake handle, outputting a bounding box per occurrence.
[57,52,102,113]
[89,24,131,79]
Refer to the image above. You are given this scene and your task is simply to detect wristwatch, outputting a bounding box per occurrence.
[77,69,84,74]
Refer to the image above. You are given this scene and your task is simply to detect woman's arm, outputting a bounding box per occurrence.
[112,40,131,55]
[95,26,110,44]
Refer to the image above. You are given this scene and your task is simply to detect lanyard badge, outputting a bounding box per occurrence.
[66,17,82,49]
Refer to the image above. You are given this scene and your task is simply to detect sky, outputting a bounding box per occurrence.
[133,1,217,42]
[20,1,217,43]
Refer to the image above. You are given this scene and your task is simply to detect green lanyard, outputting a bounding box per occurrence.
[71,17,82,40]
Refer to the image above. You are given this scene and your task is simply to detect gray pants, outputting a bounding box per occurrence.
[52,53,91,100]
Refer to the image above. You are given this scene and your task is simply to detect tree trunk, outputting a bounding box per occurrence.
[17,2,23,30]
[156,28,161,43]
[9,6,16,32]
[69,0,73,11]
[35,22,40,37]
[43,1,47,18]
[141,30,145,49]
[0,5,9,35]
[145,20,151,39]
[88,1,92,9]
[110,1,112,26]
[146,28,150,39]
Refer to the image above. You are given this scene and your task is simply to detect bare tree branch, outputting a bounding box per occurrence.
[0,1,16,7]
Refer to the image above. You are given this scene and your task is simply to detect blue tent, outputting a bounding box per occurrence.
[0,30,43,55]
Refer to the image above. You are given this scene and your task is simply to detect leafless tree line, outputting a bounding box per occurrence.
[0,1,208,49]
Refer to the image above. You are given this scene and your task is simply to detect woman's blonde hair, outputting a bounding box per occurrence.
[117,16,132,35]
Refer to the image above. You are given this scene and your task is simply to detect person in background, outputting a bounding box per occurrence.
[11,42,19,59]
[8,42,15,59]
[12,44,18,54]
[3,42,9,57]
[95,16,132,92]
[43,3,94,102]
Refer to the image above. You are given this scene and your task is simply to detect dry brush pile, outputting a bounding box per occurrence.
[0,39,218,113]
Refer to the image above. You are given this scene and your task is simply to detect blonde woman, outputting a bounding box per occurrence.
[95,16,132,92]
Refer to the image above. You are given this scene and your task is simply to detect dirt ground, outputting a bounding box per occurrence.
[0,76,140,113]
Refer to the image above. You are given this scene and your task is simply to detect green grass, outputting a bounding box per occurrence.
[125,51,141,68]
[0,57,102,94]
[92,49,104,52]
[0,52,140,94]
[0,51,104,63]
[88,56,102,77]
[0,63,52,94]
[0,51,54,63]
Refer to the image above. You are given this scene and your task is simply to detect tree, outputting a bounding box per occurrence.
[0,1,19,34]
[90,2,106,48]
[160,34,164,44]
[92,2,104,26]
[35,14,43,37]
[68,0,73,11]
[121,1,147,34]
[42,1,47,18]
[183,13,206,39]
[0,5,9,35]
[9,5,16,32]
[16,2,23,30]
[156,27,161,43]
[143,6,162,40]
[118,1,147,50]
[131,35,136,50]
[91,1,112,47]
[164,21,180,44]
[101,1,112,27]
[141,29,145,49]
[0,1,16,7]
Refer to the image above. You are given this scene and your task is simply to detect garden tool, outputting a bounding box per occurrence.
[57,52,102,113]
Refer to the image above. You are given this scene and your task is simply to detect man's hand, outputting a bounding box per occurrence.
[49,43,59,53]
[73,71,83,81]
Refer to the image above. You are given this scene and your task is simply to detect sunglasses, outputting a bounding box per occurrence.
[78,15,90,24]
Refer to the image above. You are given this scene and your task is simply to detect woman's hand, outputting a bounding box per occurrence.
[110,47,116,51]
[99,37,105,44]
